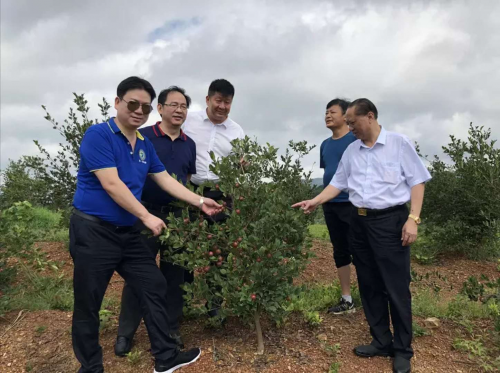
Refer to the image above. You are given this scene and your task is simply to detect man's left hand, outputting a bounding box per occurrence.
[402,219,418,246]
[201,198,223,215]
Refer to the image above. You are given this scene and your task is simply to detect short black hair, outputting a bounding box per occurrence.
[348,98,378,119]
[117,76,156,103]
[208,79,235,98]
[326,98,350,114]
[158,86,191,108]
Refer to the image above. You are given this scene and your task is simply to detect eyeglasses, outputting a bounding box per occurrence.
[162,103,188,111]
[122,99,153,115]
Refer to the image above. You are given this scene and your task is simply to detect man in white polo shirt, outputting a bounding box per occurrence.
[182,79,244,318]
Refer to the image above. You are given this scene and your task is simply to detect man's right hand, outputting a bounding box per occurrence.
[291,199,318,214]
[141,213,166,236]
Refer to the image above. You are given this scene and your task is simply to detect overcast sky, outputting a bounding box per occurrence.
[1,0,499,179]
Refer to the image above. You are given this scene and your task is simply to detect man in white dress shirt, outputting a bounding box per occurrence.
[183,78,244,194]
[293,98,431,373]
[182,79,244,317]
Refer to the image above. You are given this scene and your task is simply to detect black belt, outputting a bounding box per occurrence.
[141,201,178,214]
[355,204,406,217]
[72,209,136,233]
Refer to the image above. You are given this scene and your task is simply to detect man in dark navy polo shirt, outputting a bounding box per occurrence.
[116,86,196,355]
[71,77,221,373]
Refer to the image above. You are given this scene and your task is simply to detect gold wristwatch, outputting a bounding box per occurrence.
[199,197,204,209]
[408,214,421,225]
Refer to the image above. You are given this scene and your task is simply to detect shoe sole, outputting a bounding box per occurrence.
[354,349,393,358]
[114,343,133,357]
[154,349,202,373]
[114,350,131,358]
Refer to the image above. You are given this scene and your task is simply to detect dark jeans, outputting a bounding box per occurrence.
[117,208,194,339]
[323,202,353,268]
[69,213,178,373]
[350,204,413,360]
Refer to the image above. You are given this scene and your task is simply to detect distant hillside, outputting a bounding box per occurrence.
[311,177,323,186]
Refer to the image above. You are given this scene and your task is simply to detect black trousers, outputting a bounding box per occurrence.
[323,202,353,268]
[117,208,194,339]
[69,213,178,373]
[350,205,413,360]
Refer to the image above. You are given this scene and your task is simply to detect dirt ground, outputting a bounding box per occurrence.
[0,240,498,373]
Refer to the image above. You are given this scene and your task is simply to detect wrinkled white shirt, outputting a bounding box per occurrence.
[330,127,431,209]
[183,110,245,185]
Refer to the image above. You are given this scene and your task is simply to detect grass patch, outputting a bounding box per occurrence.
[30,207,68,243]
[308,224,329,240]
[34,325,47,336]
[4,274,74,312]
[453,338,500,372]
[0,271,119,315]
[288,283,340,313]
[289,282,362,313]
[126,348,143,365]
[412,321,430,337]
[413,289,492,320]
[287,282,361,326]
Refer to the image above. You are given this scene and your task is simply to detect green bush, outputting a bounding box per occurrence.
[163,138,315,354]
[0,94,110,212]
[0,202,68,299]
[422,124,500,259]
[0,158,52,209]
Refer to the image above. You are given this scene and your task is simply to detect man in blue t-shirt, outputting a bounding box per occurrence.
[319,98,356,314]
[115,86,197,355]
[71,77,222,373]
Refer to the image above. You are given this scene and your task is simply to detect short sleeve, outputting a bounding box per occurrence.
[239,128,245,139]
[319,141,325,169]
[189,141,197,175]
[147,141,166,174]
[401,137,432,187]
[330,147,350,192]
[80,127,116,172]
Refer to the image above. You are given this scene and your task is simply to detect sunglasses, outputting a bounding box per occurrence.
[122,99,153,115]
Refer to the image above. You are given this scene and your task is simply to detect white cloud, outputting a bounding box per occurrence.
[1,0,500,179]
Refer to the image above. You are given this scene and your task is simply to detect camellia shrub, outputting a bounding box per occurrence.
[162,138,315,354]
[421,124,500,259]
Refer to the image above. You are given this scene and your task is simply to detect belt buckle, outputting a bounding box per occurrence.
[358,208,367,216]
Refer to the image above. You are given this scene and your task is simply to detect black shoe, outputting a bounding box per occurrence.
[169,331,185,350]
[327,297,355,314]
[207,306,227,324]
[114,336,132,357]
[354,344,394,358]
[154,348,202,373]
[393,356,411,373]
[207,306,221,318]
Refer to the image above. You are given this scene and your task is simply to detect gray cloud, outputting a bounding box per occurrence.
[1,0,499,179]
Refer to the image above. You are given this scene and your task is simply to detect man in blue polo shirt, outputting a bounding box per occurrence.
[320,98,357,315]
[115,86,196,355]
[71,77,221,373]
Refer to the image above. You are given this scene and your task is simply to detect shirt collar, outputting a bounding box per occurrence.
[153,121,187,141]
[203,109,228,128]
[108,117,144,140]
[360,126,386,148]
